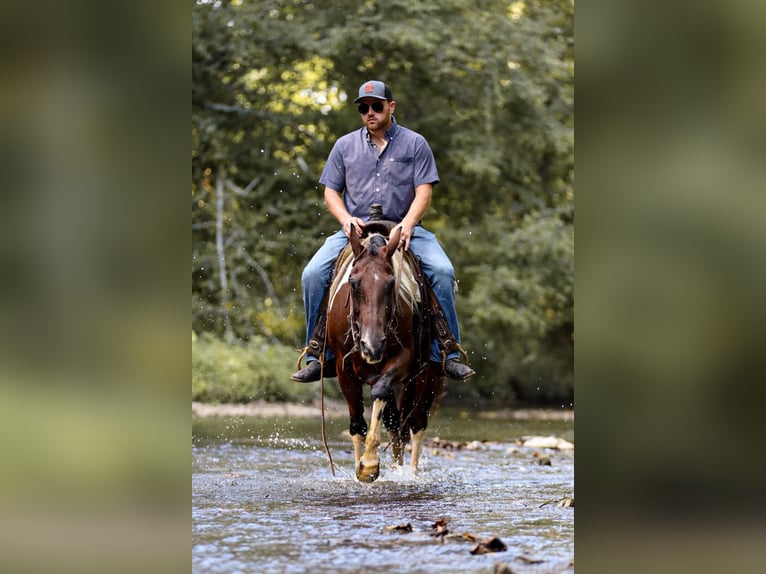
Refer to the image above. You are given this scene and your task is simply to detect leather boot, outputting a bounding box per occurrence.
[442,359,476,381]
[291,359,337,383]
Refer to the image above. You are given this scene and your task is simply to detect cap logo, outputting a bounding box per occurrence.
[364,83,374,93]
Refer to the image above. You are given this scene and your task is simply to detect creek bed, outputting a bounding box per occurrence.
[193,408,574,573]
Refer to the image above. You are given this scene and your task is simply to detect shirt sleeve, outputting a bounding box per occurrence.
[318,141,346,192]
[412,136,440,187]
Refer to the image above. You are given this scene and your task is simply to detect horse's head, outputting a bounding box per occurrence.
[347,226,402,364]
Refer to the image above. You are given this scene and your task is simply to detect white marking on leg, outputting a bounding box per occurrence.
[361,398,386,467]
[351,434,365,464]
[410,429,425,471]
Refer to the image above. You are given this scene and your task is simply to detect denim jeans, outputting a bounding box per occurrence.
[301,226,462,363]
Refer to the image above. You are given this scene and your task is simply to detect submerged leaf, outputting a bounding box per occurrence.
[385,523,413,533]
[430,518,449,537]
[533,452,552,465]
[470,536,507,554]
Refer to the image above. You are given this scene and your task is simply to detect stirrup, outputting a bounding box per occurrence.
[295,346,310,370]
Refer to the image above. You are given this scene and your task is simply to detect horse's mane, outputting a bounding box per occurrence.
[328,233,421,313]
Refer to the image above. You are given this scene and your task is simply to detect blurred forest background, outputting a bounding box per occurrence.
[192,0,573,407]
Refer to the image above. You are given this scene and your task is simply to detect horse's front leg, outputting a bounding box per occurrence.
[383,400,403,466]
[338,372,367,469]
[356,396,385,482]
[357,356,411,482]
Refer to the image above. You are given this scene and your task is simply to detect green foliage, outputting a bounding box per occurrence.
[457,209,574,403]
[191,331,343,404]
[192,0,574,405]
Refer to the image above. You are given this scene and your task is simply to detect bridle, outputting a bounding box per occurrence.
[345,243,403,362]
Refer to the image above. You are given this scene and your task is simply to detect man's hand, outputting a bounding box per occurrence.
[342,217,366,238]
[395,222,414,251]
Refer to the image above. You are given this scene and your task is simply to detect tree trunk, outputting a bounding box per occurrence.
[215,174,233,337]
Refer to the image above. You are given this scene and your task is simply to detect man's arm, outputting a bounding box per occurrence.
[324,186,365,238]
[396,183,432,250]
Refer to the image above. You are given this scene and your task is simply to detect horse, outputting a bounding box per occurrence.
[325,222,445,482]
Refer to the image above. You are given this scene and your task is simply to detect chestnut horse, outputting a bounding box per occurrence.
[326,223,444,482]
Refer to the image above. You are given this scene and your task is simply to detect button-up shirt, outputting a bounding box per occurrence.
[319,118,440,223]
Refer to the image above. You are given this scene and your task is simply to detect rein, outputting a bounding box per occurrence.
[319,326,335,476]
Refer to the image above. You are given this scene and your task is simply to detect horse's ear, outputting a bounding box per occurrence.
[350,224,363,256]
[385,226,402,261]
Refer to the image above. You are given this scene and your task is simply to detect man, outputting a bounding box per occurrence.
[291,80,475,383]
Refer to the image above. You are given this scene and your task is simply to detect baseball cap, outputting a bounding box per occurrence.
[353,80,393,103]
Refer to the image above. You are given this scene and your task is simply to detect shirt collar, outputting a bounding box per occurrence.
[363,116,399,142]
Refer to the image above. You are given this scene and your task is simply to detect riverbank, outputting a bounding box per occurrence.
[192,400,573,421]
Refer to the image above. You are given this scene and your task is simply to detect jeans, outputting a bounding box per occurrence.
[301,226,462,363]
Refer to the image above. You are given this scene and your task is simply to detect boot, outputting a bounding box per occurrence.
[443,359,475,381]
[291,358,337,383]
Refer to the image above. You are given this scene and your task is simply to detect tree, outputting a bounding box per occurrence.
[192,0,574,404]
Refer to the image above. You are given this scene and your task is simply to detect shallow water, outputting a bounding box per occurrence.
[192,410,574,573]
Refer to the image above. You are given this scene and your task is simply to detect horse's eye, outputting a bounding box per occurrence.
[349,278,360,292]
[385,279,395,292]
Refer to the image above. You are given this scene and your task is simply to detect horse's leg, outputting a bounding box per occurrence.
[339,373,367,468]
[356,397,386,483]
[410,428,425,471]
[405,367,443,473]
[351,432,365,465]
[383,400,403,467]
[357,355,410,480]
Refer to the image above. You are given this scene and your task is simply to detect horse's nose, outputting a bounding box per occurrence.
[360,336,386,363]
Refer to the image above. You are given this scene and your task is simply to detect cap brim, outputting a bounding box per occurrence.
[353,95,388,103]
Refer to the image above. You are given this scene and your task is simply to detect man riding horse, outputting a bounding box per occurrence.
[292,80,475,384]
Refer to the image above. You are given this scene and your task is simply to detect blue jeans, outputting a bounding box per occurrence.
[301,226,462,363]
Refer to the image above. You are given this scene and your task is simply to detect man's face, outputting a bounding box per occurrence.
[357,97,395,131]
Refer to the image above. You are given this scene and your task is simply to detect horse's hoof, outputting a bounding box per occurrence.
[356,462,379,483]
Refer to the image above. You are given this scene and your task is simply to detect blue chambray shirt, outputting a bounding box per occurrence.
[318,118,440,223]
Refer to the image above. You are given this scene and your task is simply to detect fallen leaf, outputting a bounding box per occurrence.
[470,537,507,554]
[385,523,413,533]
[533,452,552,466]
[430,518,449,538]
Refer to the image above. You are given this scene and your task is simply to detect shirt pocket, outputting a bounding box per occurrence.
[386,156,415,187]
